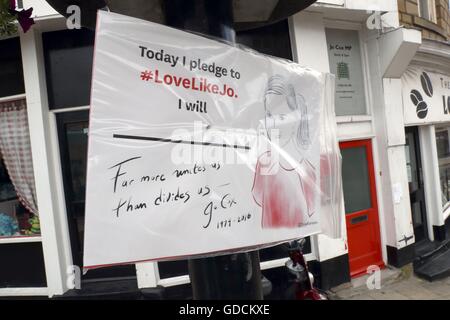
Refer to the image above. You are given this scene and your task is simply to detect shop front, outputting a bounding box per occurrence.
[402,59,450,241]
[399,39,450,279]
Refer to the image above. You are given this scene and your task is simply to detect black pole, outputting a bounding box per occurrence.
[163,0,263,300]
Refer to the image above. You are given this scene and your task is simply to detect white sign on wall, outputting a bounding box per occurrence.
[83,11,331,269]
[402,66,450,125]
[325,28,367,116]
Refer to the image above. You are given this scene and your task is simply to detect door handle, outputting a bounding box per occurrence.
[351,214,368,225]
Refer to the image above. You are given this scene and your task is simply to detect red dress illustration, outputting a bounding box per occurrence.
[252,151,316,229]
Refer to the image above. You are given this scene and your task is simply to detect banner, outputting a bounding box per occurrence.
[83,11,332,268]
[402,66,450,125]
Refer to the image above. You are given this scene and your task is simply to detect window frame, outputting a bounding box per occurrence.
[418,0,438,23]
[0,96,40,243]
[0,36,26,99]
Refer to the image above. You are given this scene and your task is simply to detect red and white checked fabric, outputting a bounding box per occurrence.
[0,99,38,215]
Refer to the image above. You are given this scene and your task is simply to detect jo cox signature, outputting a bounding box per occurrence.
[203,193,237,229]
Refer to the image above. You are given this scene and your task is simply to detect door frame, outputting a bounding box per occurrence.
[405,126,429,243]
[340,139,384,277]
[55,110,88,268]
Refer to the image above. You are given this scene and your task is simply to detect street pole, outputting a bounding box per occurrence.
[164,0,263,300]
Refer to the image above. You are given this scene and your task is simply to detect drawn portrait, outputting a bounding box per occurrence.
[252,75,317,229]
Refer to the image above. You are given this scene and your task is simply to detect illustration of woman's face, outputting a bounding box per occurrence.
[264,92,301,148]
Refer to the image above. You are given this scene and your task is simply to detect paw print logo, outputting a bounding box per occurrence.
[410,72,433,119]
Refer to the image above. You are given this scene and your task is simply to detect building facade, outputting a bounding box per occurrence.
[0,0,448,298]
[394,0,450,275]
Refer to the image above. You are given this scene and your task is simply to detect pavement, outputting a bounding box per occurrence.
[328,265,450,300]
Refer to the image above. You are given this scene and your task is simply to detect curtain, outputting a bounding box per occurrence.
[0,99,38,215]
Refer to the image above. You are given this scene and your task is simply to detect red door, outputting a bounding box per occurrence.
[340,139,383,277]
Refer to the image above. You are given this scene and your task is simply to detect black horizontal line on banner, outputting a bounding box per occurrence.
[113,134,251,150]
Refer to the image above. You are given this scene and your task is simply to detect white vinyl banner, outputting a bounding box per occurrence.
[83,11,331,268]
[402,66,450,125]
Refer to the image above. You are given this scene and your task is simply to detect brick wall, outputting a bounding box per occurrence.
[398,0,450,41]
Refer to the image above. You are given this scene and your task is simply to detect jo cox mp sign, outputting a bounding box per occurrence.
[402,66,450,125]
[82,11,333,269]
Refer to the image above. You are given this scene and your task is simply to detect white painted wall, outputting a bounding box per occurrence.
[345,0,398,12]
[290,11,348,262]
[367,31,417,251]
[363,11,428,256]
[22,0,59,19]
[289,11,330,72]
[316,0,397,11]
[316,0,345,8]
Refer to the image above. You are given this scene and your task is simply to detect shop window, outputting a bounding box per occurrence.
[236,19,292,60]
[0,155,40,238]
[0,242,47,287]
[418,0,437,23]
[0,37,25,98]
[0,99,39,238]
[43,28,95,109]
[325,28,368,116]
[435,126,450,210]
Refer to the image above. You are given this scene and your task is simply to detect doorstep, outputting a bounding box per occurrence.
[414,240,450,281]
[327,266,403,300]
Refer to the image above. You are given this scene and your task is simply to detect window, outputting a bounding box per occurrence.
[0,37,37,239]
[0,37,25,98]
[236,19,292,60]
[0,242,47,287]
[325,28,367,116]
[341,146,372,213]
[418,0,437,23]
[435,126,450,210]
[0,155,40,238]
[43,29,95,109]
